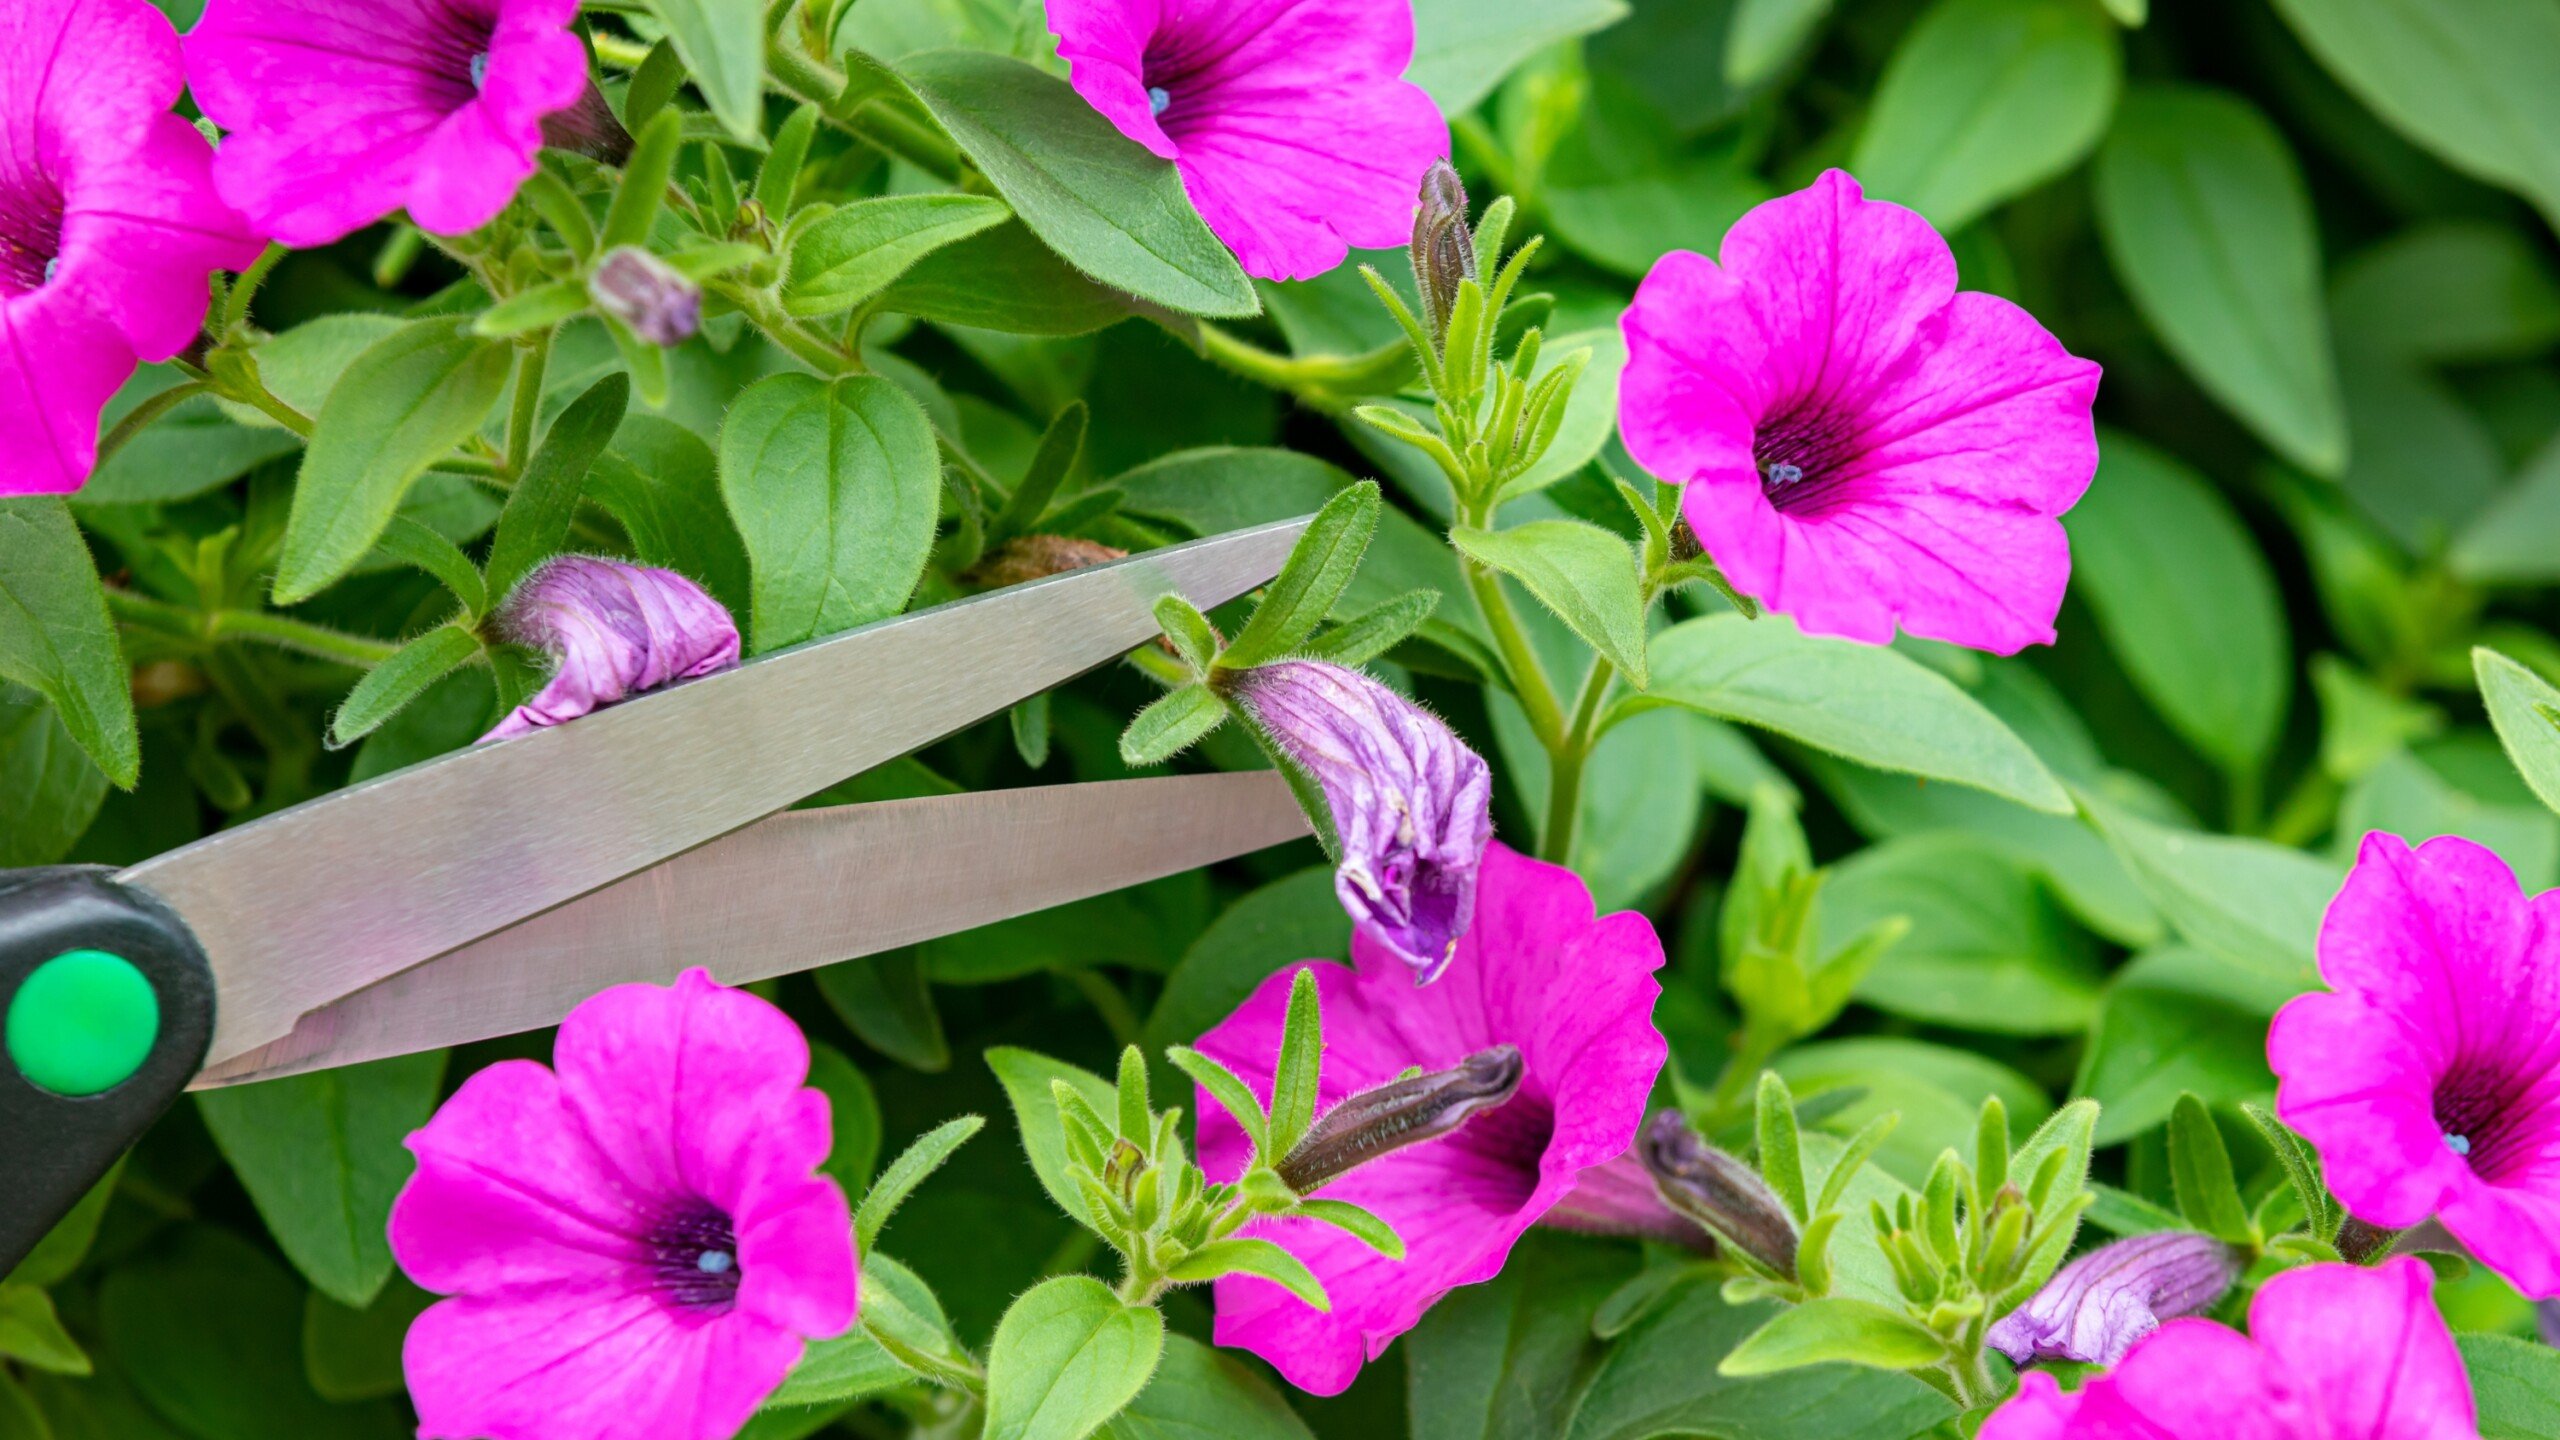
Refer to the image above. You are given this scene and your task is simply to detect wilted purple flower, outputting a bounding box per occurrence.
[1988,1231,2241,1368]
[588,247,700,347]
[1218,660,1492,982]
[482,556,740,741]
[1636,1110,1797,1278]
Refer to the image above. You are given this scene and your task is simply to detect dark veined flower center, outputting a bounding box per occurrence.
[0,173,65,296]
[2434,1063,2540,1180]
[1752,399,1862,516]
[646,1202,742,1312]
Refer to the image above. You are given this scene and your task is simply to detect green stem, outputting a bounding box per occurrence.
[1540,657,1616,864]
[178,356,313,438]
[115,583,400,666]
[721,282,861,374]
[1456,499,1567,748]
[504,327,554,473]
[222,243,290,333]
[766,43,966,183]
[94,381,210,469]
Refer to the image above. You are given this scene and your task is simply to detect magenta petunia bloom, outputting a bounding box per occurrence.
[1987,1231,2240,1368]
[1047,0,1449,282]
[1618,168,2101,654]
[390,969,859,1440]
[1193,843,1667,1395]
[185,0,593,246]
[1980,1258,2476,1440]
[482,555,742,742]
[0,0,260,497]
[2271,832,2560,1298]
[1219,660,1493,983]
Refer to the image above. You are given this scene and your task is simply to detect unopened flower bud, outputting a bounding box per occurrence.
[1986,1231,2240,1367]
[1276,1044,1523,1194]
[1639,1110,1798,1281]
[1409,160,1476,349]
[1217,661,1493,982]
[589,246,700,347]
[481,556,741,741]
[961,534,1129,590]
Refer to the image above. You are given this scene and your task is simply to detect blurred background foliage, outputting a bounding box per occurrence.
[13,0,2560,1435]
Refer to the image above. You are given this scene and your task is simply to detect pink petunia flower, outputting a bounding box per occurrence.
[1193,843,1667,1395]
[2271,832,2560,1298]
[1047,0,1449,282]
[1980,1258,2477,1440]
[0,0,260,497]
[1618,169,2102,655]
[482,555,742,742]
[390,969,859,1440]
[185,0,596,247]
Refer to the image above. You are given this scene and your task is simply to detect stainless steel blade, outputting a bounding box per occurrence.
[123,519,1309,1069]
[191,771,1310,1087]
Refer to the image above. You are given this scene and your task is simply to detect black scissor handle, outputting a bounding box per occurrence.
[0,868,214,1274]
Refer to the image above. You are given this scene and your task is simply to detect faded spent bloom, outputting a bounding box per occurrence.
[483,556,742,742]
[1986,1230,2240,1368]
[1619,169,2101,655]
[2272,831,2560,1297]
[0,0,261,496]
[186,0,600,246]
[1981,1258,2477,1440]
[1048,0,1448,281]
[1194,844,1667,1395]
[1218,659,1492,982]
[588,247,702,347]
[390,969,859,1440]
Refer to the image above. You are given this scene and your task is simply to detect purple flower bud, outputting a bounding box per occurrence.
[1409,160,1475,348]
[482,556,741,742]
[1638,1110,1798,1280]
[1277,1045,1523,1194]
[1987,1231,2241,1368]
[588,247,700,347]
[1218,660,1493,982]
[539,80,635,166]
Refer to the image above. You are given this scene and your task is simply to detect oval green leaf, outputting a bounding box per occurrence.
[0,502,135,786]
[786,194,1015,318]
[983,1275,1165,1440]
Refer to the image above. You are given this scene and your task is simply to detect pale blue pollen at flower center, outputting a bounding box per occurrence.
[1763,461,1804,487]
[42,257,57,283]
[695,1249,735,1275]
[2446,1132,2473,1158]
[1148,86,1172,117]
[470,52,490,90]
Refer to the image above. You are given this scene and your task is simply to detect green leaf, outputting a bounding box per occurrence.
[1756,1072,1809,1222]
[1306,590,1440,668]
[1406,0,1629,116]
[1450,521,1650,688]
[1719,1298,1947,1376]
[0,684,106,867]
[1629,614,2069,814]
[371,516,487,619]
[1166,1047,1268,1158]
[720,373,942,653]
[1544,90,1770,282]
[1101,1334,1312,1440]
[194,1053,447,1308]
[1777,1040,2050,1190]
[2338,345,2505,555]
[982,1275,1166,1440]
[1164,1239,1330,1309]
[1219,482,1379,669]
[2479,648,2560,817]
[0,1287,87,1376]
[275,318,513,603]
[809,1043,884,1201]
[2269,0,2560,234]
[1153,596,1219,674]
[2074,949,2279,1145]
[639,0,763,139]
[2067,433,2291,772]
[1493,699,1742,914]
[2331,220,2560,363]
[758,104,820,217]
[854,1115,984,1250]
[2077,790,2336,989]
[5,1161,117,1291]
[80,367,300,505]
[588,415,753,621]
[1728,0,1835,84]
[995,402,1091,543]
[878,221,1137,336]
[485,373,629,603]
[770,1253,958,1407]
[1290,1198,1404,1259]
[99,1226,408,1440]
[0,1374,45,1440]
[0,501,136,786]
[213,313,406,429]
[1268,968,1325,1157]
[1145,868,1348,1053]
[2095,88,2347,477]
[2242,1101,2337,1242]
[901,50,1256,318]
[2462,1333,2560,1440]
[987,1048,1119,1229]
[786,195,1015,317]
[1407,1233,1633,1440]
[1822,833,2102,1035]
[1119,686,1229,768]
[471,280,589,338]
[2167,1094,2257,1244]
[302,1281,434,1403]
[328,625,481,748]
[817,949,951,1072]
[1849,0,2122,232]
[2456,431,2560,585]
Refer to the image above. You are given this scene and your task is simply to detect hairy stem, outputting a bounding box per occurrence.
[766,43,967,183]
[504,327,554,475]
[93,381,210,470]
[1540,656,1616,864]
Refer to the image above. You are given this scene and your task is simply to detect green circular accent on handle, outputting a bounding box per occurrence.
[6,950,161,1097]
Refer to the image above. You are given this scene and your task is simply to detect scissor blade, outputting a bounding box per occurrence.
[190,771,1310,1087]
[124,519,1310,1070]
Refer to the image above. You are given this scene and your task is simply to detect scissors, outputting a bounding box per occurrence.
[0,517,1315,1272]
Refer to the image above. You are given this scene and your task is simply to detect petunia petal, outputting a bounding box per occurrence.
[2249,1257,2476,1440]
[0,292,135,496]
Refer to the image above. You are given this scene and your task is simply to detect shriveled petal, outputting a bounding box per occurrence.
[406,1285,804,1440]
[393,1059,657,1295]
[2250,1258,2476,1440]
[1985,1231,2239,1367]
[0,293,135,496]
[551,970,830,1216]
[483,556,742,740]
